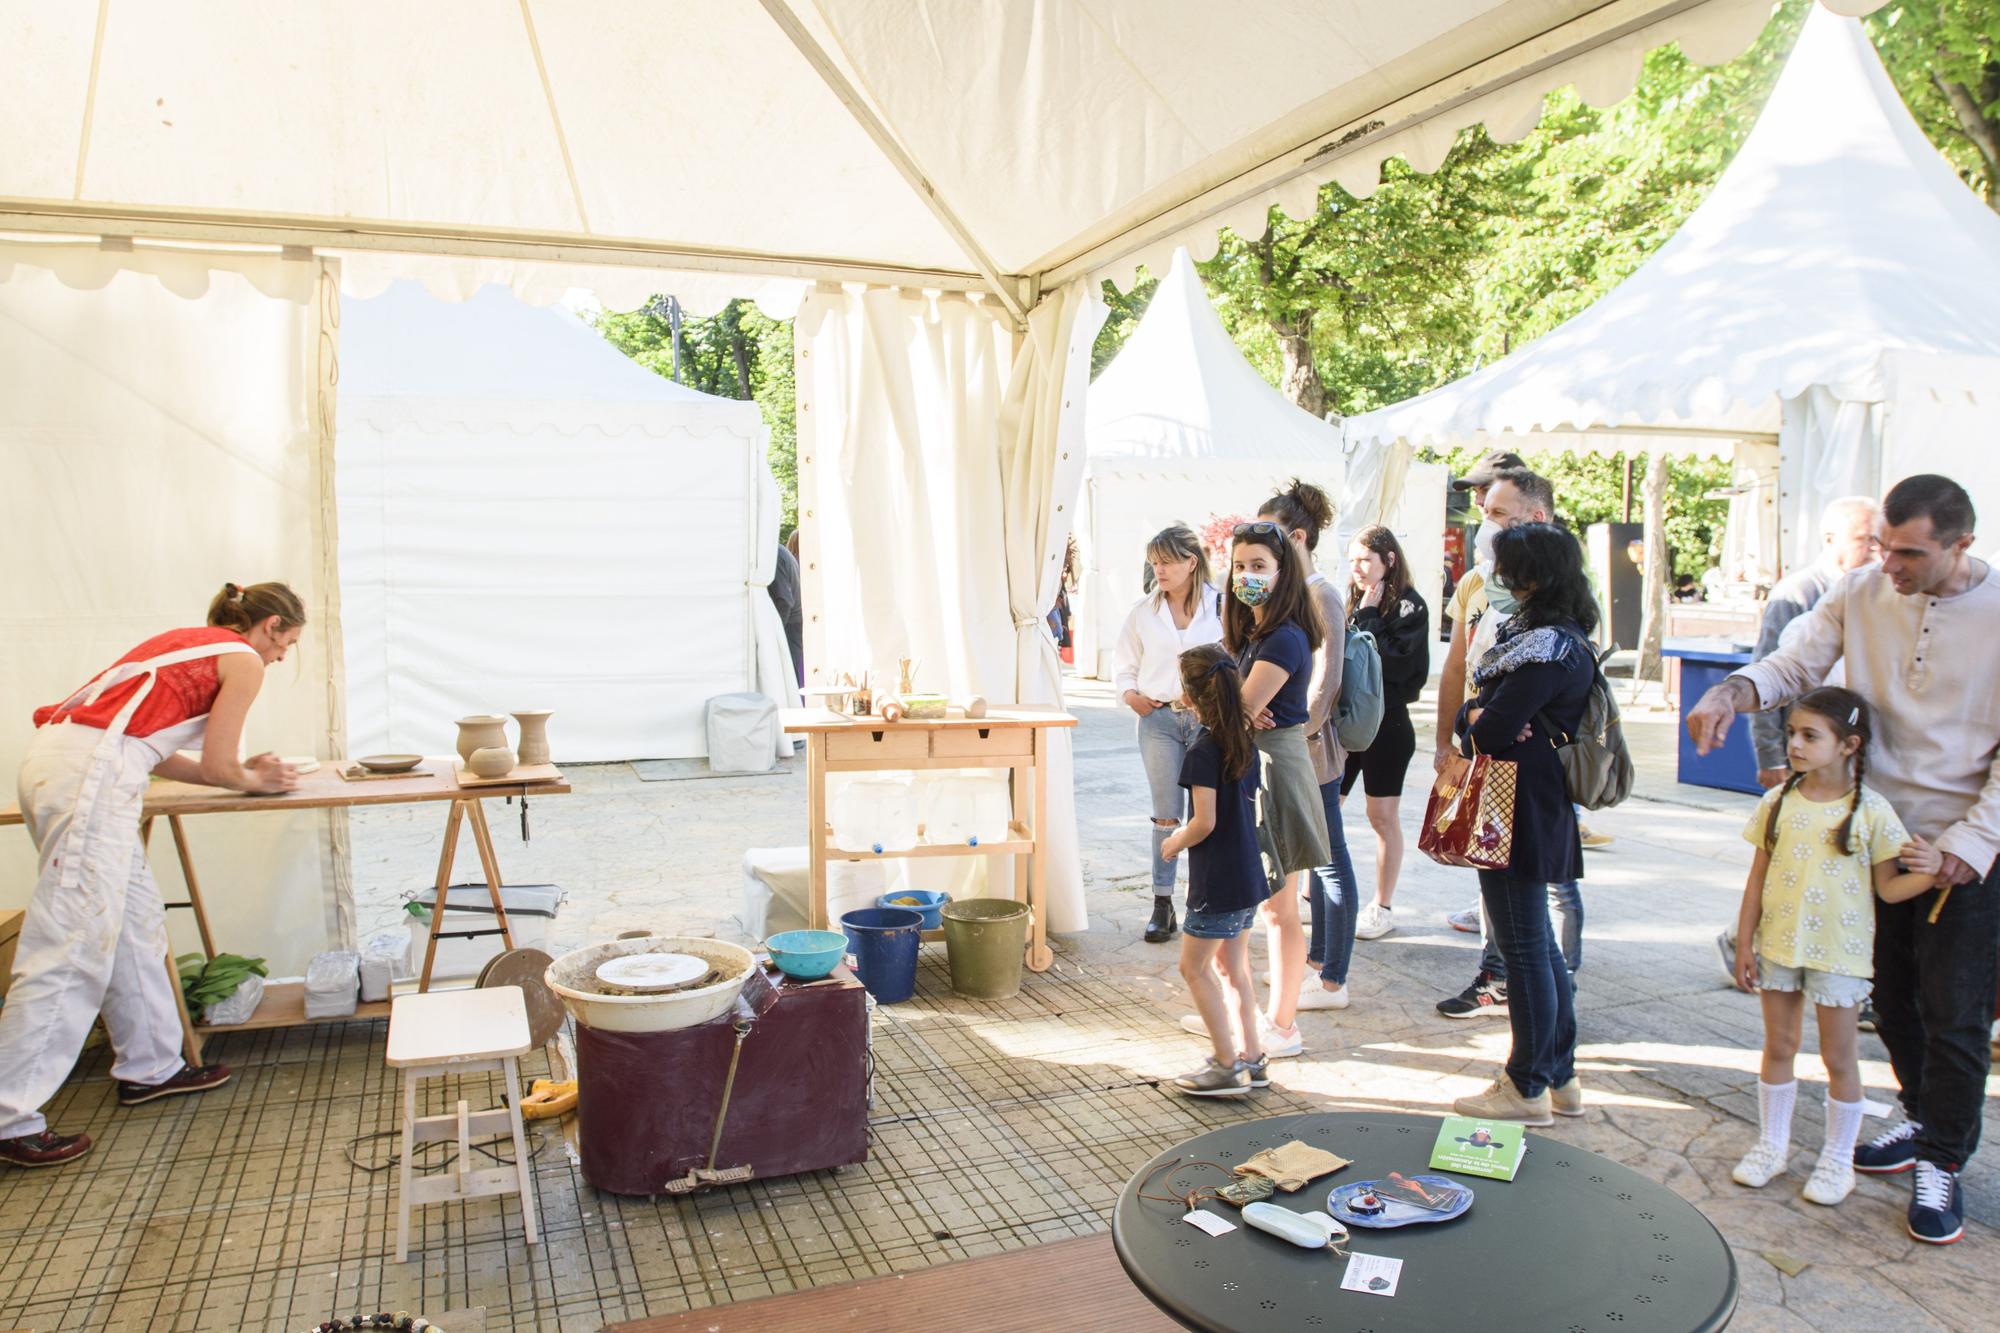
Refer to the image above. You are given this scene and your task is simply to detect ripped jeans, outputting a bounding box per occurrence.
[1137,705,1203,899]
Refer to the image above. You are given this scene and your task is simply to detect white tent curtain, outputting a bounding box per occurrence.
[999,279,1106,936]
[1720,438,1781,582]
[1778,389,1883,574]
[0,246,346,973]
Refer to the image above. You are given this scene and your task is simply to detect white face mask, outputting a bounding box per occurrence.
[1472,521,1497,567]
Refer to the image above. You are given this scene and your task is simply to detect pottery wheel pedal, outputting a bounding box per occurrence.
[660,1016,758,1195]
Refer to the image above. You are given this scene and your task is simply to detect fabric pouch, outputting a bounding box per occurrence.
[1234,1140,1352,1192]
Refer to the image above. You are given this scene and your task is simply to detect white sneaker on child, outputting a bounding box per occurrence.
[1258,1017,1305,1058]
[1732,1140,1789,1188]
[1802,1156,1856,1205]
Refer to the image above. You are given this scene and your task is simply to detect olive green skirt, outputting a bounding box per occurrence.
[1255,724,1332,891]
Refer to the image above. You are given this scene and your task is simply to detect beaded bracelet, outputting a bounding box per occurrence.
[307,1315,442,1332]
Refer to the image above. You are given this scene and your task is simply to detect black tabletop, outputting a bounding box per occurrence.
[1112,1112,1737,1333]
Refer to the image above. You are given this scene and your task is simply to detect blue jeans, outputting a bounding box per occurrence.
[1479,869,1579,1098]
[1306,777,1360,986]
[1137,707,1202,898]
[1481,880,1582,979]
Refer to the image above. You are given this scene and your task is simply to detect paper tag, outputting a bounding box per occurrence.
[1340,1252,1403,1297]
[1182,1209,1236,1237]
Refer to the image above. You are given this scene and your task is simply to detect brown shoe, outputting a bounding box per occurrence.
[0,1130,93,1168]
[118,1063,231,1107]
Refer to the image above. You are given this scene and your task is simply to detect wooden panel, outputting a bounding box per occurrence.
[192,981,393,1034]
[930,727,1033,759]
[781,706,1077,735]
[606,1233,1175,1333]
[0,761,569,823]
[825,728,930,762]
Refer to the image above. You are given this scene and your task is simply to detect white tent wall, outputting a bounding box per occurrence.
[0,247,346,974]
[1878,352,2000,549]
[1379,461,1450,647]
[335,285,786,762]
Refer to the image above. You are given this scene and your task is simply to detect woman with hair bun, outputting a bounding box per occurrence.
[0,582,307,1171]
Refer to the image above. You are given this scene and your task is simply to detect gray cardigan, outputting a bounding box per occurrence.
[1304,573,1347,787]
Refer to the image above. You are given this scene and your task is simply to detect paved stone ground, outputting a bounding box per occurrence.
[2,670,1991,1330]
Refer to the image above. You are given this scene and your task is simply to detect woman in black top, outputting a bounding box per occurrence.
[1341,525,1430,942]
[1447,523,1596,1126]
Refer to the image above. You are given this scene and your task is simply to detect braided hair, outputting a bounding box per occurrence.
[1761,686,1872,855]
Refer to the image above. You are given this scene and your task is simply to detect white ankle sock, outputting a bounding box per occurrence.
[1822,1096,1865,1162]
[1757,1080,1798,1152]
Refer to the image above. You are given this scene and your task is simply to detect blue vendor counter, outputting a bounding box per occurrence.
[1662,637,1762,795]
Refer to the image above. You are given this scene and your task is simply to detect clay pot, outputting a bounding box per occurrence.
[455,715,509,762]
[468,746,516,779]
[512,710,554,766]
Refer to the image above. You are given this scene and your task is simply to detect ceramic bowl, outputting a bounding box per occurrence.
[468,746,516,778]
[357,754,423,773]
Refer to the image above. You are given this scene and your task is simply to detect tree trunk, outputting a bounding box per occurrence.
[1633,452,1670,689]
[1934,69,2000,213]
[1273,315,1327,417]
[730,332,754,399]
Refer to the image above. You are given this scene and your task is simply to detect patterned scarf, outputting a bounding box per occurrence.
[1471,623,1579,687]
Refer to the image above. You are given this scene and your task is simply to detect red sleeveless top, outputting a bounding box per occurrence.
[34,627,250,736]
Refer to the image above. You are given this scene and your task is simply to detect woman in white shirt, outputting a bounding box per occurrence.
[1113,524,1225,943]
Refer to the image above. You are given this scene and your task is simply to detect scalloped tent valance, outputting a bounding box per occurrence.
[0,0,1884,318]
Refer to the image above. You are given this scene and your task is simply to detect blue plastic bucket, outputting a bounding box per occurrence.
[875,888,949,931]
[840,906,925,1003]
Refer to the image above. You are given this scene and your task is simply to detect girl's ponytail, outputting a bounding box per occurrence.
[1179,643,1253,782]
[208,581,307,633]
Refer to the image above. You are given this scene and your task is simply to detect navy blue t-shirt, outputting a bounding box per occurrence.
[1179,730,1265,915]
[1239,621,1312,728]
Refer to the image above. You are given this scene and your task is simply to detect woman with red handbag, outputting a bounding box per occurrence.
[1441,524,1596,1127]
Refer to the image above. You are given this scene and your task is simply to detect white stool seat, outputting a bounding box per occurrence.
[388,987,539,1262]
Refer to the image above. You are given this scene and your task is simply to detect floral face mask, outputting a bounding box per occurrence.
[1232,572,1274,607]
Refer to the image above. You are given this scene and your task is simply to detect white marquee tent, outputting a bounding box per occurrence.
[1341,9,2000,575]
[1,0,1886,949]
[337,283,793,765]
[1076,248,1345,678]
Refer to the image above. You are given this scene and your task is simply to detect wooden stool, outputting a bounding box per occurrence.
[387,987,540,1262]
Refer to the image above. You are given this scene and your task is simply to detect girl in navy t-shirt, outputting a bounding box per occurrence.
[1163,643,1268,1098]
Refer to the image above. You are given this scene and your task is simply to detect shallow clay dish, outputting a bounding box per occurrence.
[357,754,423,774]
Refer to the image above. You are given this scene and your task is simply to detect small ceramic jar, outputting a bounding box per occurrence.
[468,746,516,779]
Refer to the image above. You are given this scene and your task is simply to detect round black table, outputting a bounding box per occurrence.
[1112,1112,1737,1332]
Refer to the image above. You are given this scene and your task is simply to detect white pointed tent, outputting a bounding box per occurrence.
[1342,10,2000,573]
[1076,249,1344,677]
[336,283,792,765]
[0,1,1889,947]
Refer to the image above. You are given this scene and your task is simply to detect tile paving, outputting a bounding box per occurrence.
[0,674,1993,1330]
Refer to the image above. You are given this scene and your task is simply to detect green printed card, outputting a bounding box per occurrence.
[1429,1115,1526,1181]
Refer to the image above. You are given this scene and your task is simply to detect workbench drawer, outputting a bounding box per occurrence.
[826,729,932,762]
[931,727,1034,759]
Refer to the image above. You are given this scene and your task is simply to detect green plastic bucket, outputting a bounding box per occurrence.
[941,898,1030,999]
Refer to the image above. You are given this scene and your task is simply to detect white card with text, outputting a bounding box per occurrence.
[1340,1252,1403,1297]
[1182,1209,1236,1237]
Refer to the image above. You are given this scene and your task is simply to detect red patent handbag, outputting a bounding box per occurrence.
[1419,747,1518,870]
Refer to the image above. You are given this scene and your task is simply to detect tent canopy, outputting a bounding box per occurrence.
[1343,10,2000,453]
[0,0,1883,316]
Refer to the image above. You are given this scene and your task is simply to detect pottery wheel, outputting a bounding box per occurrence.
[595,952,710,994]
[476,948,565,1046]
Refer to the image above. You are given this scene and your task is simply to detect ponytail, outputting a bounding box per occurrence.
[1179,643,1254,783]
[1258,478,1335,552]
[208,581,307,634]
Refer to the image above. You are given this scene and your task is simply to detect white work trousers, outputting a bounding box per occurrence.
[0,724,183,1138]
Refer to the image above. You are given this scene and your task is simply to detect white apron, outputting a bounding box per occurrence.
[0,638,256,1139]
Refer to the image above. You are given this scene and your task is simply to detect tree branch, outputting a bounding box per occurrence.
[1932,70,2000,209]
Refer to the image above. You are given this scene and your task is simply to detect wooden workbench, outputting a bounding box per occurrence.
[0,758,569,1064]
[780,708,1076,972]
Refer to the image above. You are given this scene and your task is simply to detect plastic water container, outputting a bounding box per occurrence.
[922,773,1013,846]
[829,776,919,853]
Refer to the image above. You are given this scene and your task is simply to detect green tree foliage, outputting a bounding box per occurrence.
[1420,444,1734,580]
[595,299,799,533]
[1867,1,2000,209]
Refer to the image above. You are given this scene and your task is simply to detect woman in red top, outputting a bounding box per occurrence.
[0,583,306,1170]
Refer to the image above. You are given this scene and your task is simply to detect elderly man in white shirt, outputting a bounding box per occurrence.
[1113,524,1226,942]
[1688,474,2000,1246]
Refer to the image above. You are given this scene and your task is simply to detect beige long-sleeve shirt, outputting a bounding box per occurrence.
[1731,562,2000,874]
[1304,573,1347,787]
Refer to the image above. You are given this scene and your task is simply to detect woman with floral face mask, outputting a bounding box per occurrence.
[1179,519,1331,1064]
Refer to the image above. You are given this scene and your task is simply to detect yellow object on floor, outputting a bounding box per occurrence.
[1234,1140,1351,1192]
[522,1078,577,1120]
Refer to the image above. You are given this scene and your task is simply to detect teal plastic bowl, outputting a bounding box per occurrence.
[765,929,848,981]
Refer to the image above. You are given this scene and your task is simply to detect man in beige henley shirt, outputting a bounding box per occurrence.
[1687,474,1998,1246]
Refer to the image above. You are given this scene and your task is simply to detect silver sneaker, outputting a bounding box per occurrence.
[1174,1057,1251,1098]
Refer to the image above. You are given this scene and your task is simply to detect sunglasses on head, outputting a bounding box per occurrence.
[1232,521,1283,539]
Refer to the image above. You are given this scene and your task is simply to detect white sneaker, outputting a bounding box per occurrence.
[1179,1012,1228,1039]
[1802,1156,1855,1206]
[1731,1140,1789,1188]
[1296,980,1350,1011]
[1354,903,1395,940]
[1445,905,1481,934]
[1259,1018,1305,1058]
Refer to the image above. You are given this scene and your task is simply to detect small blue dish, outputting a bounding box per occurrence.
[764,929,848,981]
[876,889,949,931]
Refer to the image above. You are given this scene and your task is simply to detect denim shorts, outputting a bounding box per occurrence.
[1183,905,1259,939]
[1756,956,1872,1009]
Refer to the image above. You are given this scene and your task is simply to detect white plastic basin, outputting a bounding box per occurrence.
[544,935,755,1033]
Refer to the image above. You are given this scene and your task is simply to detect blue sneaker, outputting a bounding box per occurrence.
[1854,1118,1920,1174]
[1907,1161,1964,1245]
